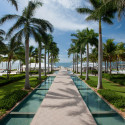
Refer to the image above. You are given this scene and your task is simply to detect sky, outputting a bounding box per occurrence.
[0,0,125,63]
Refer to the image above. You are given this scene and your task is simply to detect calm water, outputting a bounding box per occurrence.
[71,76,125,125]
[0,76,55,125]
[55,62,72,68]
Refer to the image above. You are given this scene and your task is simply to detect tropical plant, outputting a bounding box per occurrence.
[104,39,116,74]
[77,0,116,89]
[68,44,76,72]
[0,29,5,48]
[0,38,22,79]
[0,1,53,89]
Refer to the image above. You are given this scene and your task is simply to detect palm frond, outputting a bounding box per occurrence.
[76,8,93,14]
[30,18,53,32]
[9,0,18,10]
[0,14,19,24]
[7,17,25,37]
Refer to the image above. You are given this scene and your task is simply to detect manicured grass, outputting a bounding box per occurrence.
[102,73,125,86]
[0,76,47,99]
[0,74,25,87]
[0,76,47,116]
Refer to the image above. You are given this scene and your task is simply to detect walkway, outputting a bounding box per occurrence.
[31,69,96,125]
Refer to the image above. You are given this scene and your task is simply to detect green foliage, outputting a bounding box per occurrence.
[30,76,47,88]
[0,90,28,110]
[102,73,125,86]
[86,80,97,87]
[80,76,85,80]
[91,70,98,76]
[98,89,125,108]
[0,74,25,87]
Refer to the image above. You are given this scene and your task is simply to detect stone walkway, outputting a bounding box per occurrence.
[31,69,96,125]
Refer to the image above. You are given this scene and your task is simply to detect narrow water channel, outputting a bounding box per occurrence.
[71,75,125,125]
[0,76,55,125]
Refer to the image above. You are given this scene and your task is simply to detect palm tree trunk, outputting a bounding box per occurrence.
[105,60,106,73]
[97,20,103,89]
[38,43,42,81]
[7,61,10,79]
[107,60,109,73]
[20,60,21,73]
[44,47,46,76]
[75,54,77,72]
[116,56,119,74]
[51,54,52,72]
[73,54,74,72]
[110,58,111,74]
[48,51,49,73]
[85,44,89,80]
[25,38,30,89]
[80,50,82,76]
[77,53,78,73]
[10,61,11,73]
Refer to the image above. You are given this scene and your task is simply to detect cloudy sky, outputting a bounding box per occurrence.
[0,0,125,62]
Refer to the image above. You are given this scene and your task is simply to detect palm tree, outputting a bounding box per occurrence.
[72,28,98,80]
[77,0,116,89]
[0,1,53,89]
[32,48,39,70]
[68,44,76,72]
[15,45,25,72]
[89,48,98,69]
[104,39,116,74]
[29,46,34,71]
[50,42,59,72]
[0,38,22,79]
[47,34,53,73]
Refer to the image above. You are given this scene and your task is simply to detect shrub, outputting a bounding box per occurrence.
[91,70,98,76]
[86,80,97,87]
[102,73,125,86]
[30,76,48,88]
[98,89,125,109]
[0,74,25,87]
[80,76,85,80]
[0,90,28,110]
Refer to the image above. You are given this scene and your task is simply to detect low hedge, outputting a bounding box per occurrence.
[98,89,125,109]
[102,73,125,86]
[86,80,97,87]
[80,76,85,80]
[0,90,28,110]
[0,74,25,87]
[30,76,48,88]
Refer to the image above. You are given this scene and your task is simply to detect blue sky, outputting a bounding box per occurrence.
[0,0,125,63]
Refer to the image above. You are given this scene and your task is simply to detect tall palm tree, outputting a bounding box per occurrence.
[0,1,53,89]
[0,38,22,79]
[46,34,53,73]
[77,0,116,89]
[104,39,116,74]
[72,28,98,80]
[68,44,76,72]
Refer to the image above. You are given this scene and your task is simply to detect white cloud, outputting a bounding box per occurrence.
[18,0,98,31]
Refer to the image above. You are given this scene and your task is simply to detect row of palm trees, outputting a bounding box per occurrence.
[68,28,125,89]
[0,1,59,89]
[75,0,125,89]
[68,28,98,79]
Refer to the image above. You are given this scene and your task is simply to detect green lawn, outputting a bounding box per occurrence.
[0,76,47,99]
[88,76,125,97]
